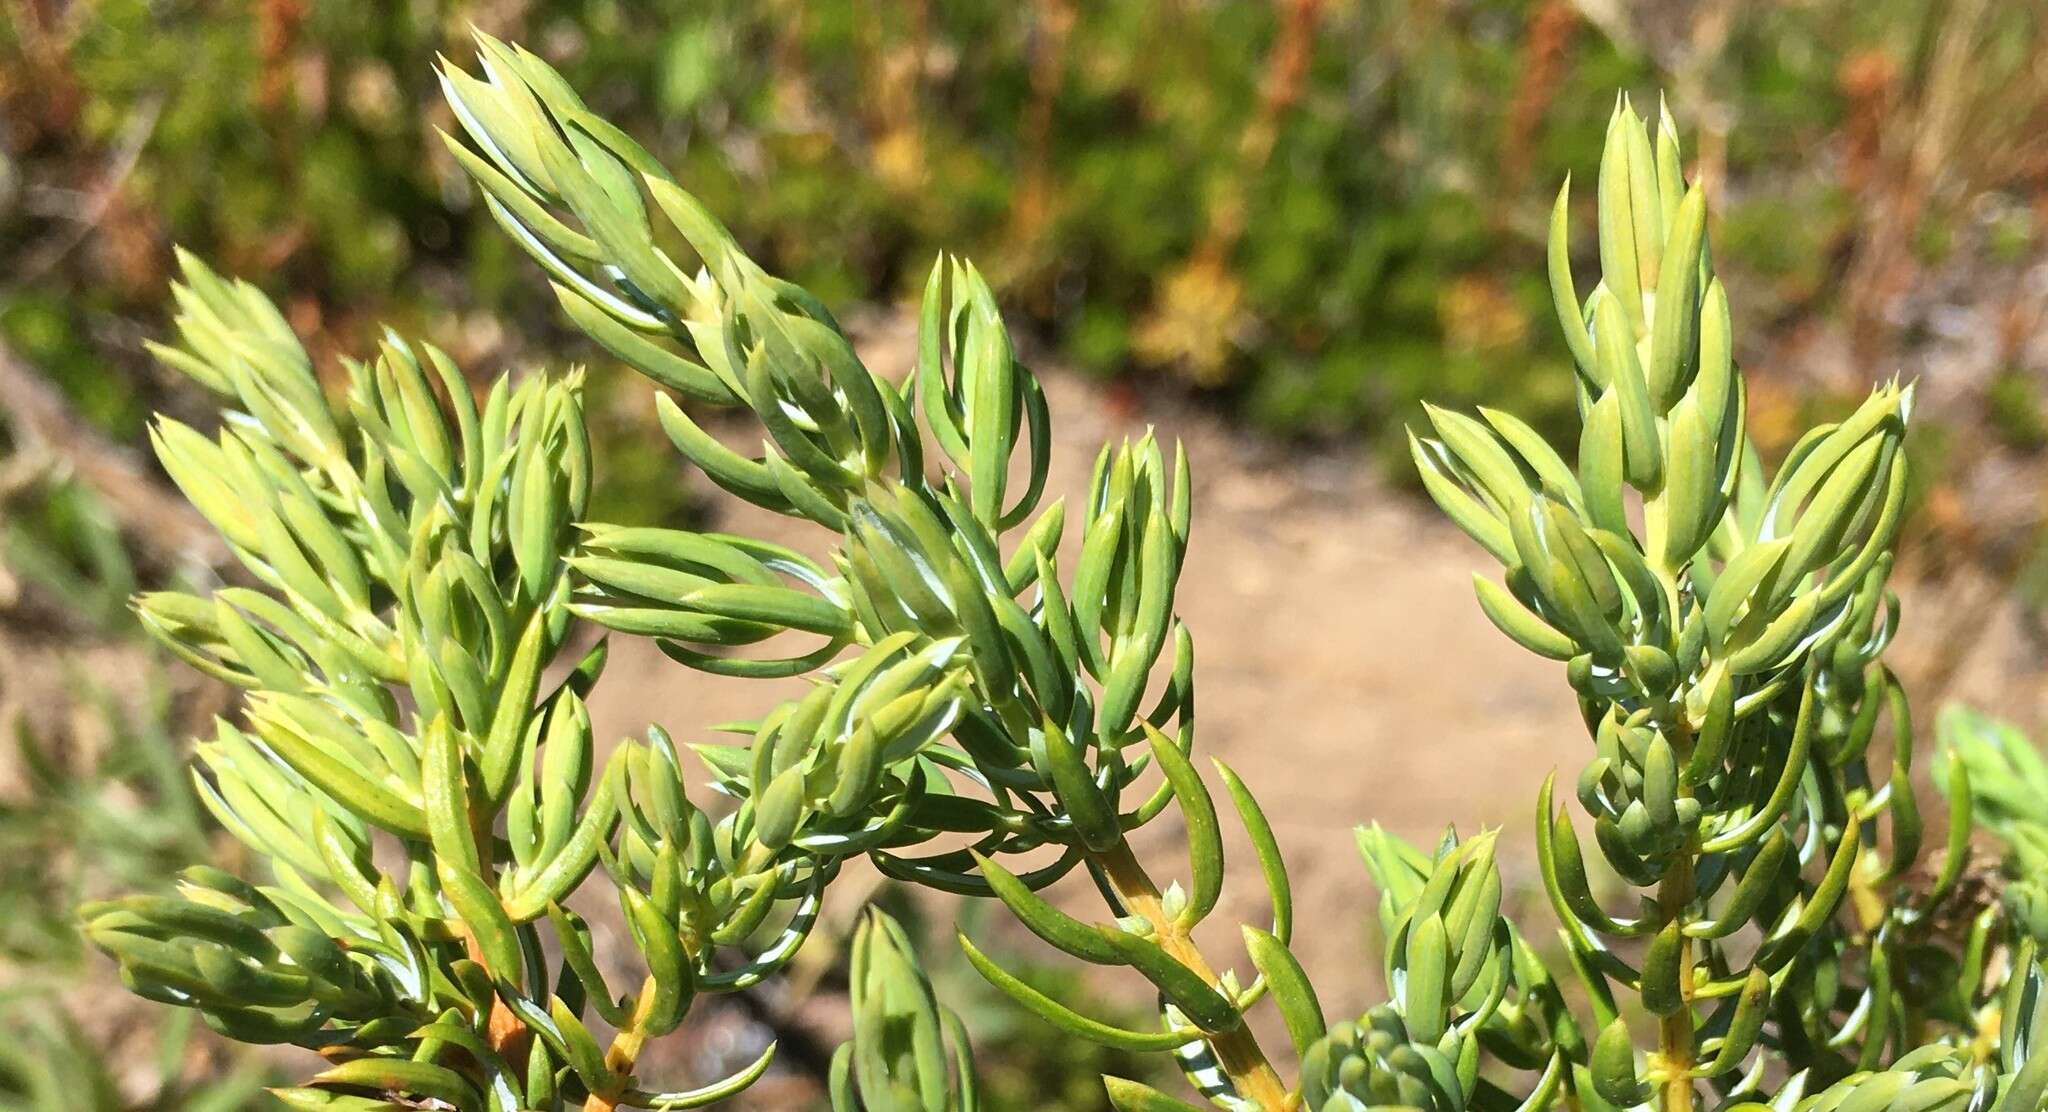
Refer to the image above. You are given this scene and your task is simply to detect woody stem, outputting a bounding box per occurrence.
[1093,839,1297,1111]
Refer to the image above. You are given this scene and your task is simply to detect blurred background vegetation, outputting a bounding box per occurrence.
[5,0,2048,1107]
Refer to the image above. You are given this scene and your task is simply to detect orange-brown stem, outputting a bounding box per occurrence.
[1094,840,1297,1111]
[581,976,659,1112]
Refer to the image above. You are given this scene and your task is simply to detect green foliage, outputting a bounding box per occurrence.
[0,475,137,631]
[831,910,979,1112]
[1940,708,2048,946]
[0,1005,274,1112]
[1412,97,2030,1112]
[1984,373,2048,454]
[79,33,2048,1112]
[13,0,2042,475]
[2,675,204,966]
[0,465,280,1109]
